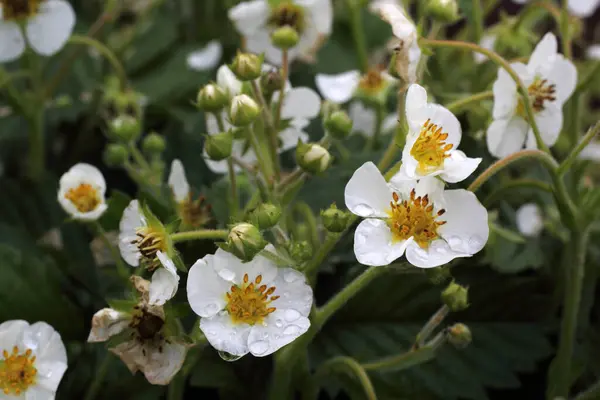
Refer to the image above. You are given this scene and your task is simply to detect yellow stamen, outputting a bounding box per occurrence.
[64,183,101,213]
[0,0,40,21]
[225,274,278,325]
[0,345,37,395]
[516,77,557,117]
[410,119,453,175]
[131,226,167,270]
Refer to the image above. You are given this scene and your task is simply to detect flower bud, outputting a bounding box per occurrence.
[224,223,268,262]
[230,52,264,81]
[204,131,233,161]
[441,281,469,312]
[288,241,312,262]
[251,203,282,230]
[447,323,472,349]
[197,83,229,112]
[261,68,284,98]
[104,143,129,167]
[109,115,141,142]
[229,94,261,126]
[142,132,166,155]
[324,110,353,140]
[271,26,300,50]
[425,0,460,23]
[424,266,452,285]
[321,204,350,233]
[296,142,331,175]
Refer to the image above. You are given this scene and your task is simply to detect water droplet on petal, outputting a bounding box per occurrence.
[284,309,301,322]
[447,236,462,248]
[218,350,243,362]
[274,334,281,340]
[468,235,484,252]
[218,268,236,281]
[249,340,269,356]
[204,303,219,315]
[275,319,284,328]
[283,269,303,283]
[283,325,301,335]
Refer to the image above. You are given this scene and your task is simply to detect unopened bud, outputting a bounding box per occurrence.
[321,204,350,233]
[271,26,300,49]
[441,281,469,312]
[223,223,268,262]
[261,68,284,97]
[197,83,229,112]
[288,241,312,262]
[104,144,129,167]
[251,203,282,230]
[447,323,472,349]
[324,110,353,139]
[230,52,264,81]
[296,142,331,175]
[229,94,261,126]
[204,131,233,161]
[109,115,141,142]
[426,0,460,23]
[142,132,166,155]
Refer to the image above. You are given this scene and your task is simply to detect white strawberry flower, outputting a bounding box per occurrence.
[512,0,599,18]
[369,0,421,83]
[398,84,481,183]
[487,33,577,158]
[186,40,223,71]
[0,0,76,63]
[0,320,67,398]
[57,163,108,221]
[344,162,489,268]
[516,203,543,237]
[187,247,313,357]
[228,0,332,65]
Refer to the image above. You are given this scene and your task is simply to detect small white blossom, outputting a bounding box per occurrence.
[345,162,489,268]
[487,33,577,158]
[228,0,332,65]
[348,101,398,138]
[474,34,496,64]
[186,40,223,71]
[587,45,600,60]
[168,159,190,203]
[0,0,76,63]
[398,84,481,183]
[0,320,68,398]
[512,0,599,17]
[58,163,108,221]
[187,247,313,357]
[516,203,543,237]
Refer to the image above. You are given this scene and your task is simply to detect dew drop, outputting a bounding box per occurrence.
[218,268,236,281]
[283,269,303,283]
[468,235,484,251]
[283,325,301,335]
[447,236,462,248]
[218,350,243,362]
[274,334,281,340]
[275,319,284,328]
[204,303,219,315]
[284,309,301,322]
[249,340,269,355]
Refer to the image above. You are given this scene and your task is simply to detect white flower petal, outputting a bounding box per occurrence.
[20,322,66,364]
[546,55,577,105]
[534,102,563,147]
[349,101,376,137]
[439,151,482,183]
[269,268,313,317]
[228,0,270,36]
[87,308,130,343]
[315,71,361,103]
[143,341,187,385]
[168,159,190,202]
[344,161,392,218]
[0,320,28,348]
[280,87,321,120]
[527,33,557,77]
[579,142,600,161]
[57,163,107,220]
[492,66,520,120]
[216,65,243,97]
[245,30,285,66]
[26,0,75,56]
[405,84,429,127]
[187,255,232,318]
[0,21,25,63]
[149,252,180,306]
[186,40,222,71]
[369,0,415,39]
[24,385,54,400]
[354,218,413,266]
[587,45,600,60]
[279,127,309,152]
[568,0,600,17]
[220,247,279,285]
[247,310,310,356]
[516,203,543,237]
[438,189,489,255]
[35,360,68,394]
[301,0,334,35]
[486,117,529,158]
[475,34,496,64]
[412,103,462,147]
[118,200,144,267]
[405,240,466,268]
[200,313,251,357]
[382,114,398,133]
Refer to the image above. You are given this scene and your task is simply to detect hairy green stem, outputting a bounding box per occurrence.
[303,233,342,284]
[367,105,385,151]
[347,0,369,72]
[414,305,449,348]
[362,341,438,372]
[560,0,572,59]
[251,80,280,180]
[445,91,493,112]
[171,229,229,242]
[482,179,553,206]
[293,202,320,250]
[311,357,377,400]
[558,121,600,176]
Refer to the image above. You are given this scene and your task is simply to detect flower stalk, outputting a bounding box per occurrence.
[170,229,229,242]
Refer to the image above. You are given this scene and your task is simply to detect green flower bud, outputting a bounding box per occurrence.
[324,110,353,140]
[197,83,229,112]
[296,142,331,175]
[142,132,166,155]
[251,203,282,230]
[229,94,261,126]
[109,115,141,142]
[424,266,452,285]
[321,204,350,233]
[104,143,129,167]
[223,223,268,262]
[441,281,469,312]
[271,26,300,50]
[230,52,264,82]
[204,131,233,161]
[447,323,472,349]
[494,17,536,59]
[288,240,313,262]
[260,68,284,98]
[425,0,460,23]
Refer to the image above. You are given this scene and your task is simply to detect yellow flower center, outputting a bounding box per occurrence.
[517,77,556,117]
[269,2,305,33]
[0,0,40,20]
[410,119,453,175]
[179,195,211,229]
[0,347,37,396]
[132,227,167,270]
[358,68,385,94]
[226,274,279,325]
[387,189,446,249]
[64,183,101,213]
